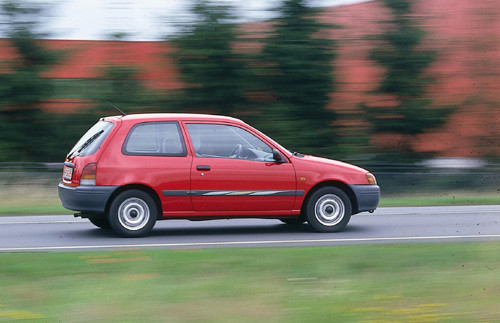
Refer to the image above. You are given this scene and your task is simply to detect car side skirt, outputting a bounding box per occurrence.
[161,209,302,219]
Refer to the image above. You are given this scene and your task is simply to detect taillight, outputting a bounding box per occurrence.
[80,163,97,186]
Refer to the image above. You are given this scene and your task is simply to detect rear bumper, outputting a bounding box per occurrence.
[349,184,380,213]
[58,182,118,214]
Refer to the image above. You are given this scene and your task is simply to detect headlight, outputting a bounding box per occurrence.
[366,172,377,185]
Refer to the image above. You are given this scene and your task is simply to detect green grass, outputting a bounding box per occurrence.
[0,242,499,322]
[0,197,68,215]
[379,193,500,207]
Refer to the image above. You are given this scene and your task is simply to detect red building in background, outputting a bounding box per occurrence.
[1,0,499,157]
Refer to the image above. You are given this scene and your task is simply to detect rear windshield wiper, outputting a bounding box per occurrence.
[77,130,104,153]
[67,130,104,161]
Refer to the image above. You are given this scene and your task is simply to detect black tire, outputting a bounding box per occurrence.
[108,190,157,237]
[279,217,306,225]
[304,187,352,233]
[89,217,111,229]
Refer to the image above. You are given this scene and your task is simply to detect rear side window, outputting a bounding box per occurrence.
[122,122,186,156]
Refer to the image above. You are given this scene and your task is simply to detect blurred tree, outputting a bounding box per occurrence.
[90,34,162,116]
[255,0,337,157]
[52,35,165,158]
[168,1,251,116]
[362,0,453,155]
[0,1,59,161]
[47,66,153,159]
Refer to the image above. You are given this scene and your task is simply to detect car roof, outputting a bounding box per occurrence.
[103,113,244,124]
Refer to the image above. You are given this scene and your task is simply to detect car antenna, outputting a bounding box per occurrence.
[97,94,127,116]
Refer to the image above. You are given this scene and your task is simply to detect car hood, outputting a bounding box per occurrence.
[297,155,368,174]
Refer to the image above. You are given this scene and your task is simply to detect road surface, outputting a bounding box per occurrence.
[0,205,499,252]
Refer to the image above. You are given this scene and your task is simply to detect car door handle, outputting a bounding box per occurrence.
[196,165,211,171]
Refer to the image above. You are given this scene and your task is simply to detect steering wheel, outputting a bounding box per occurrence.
[230,144,243,159]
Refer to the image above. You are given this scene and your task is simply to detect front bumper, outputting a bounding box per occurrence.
[349,184,380,213]
[58,182,119,214]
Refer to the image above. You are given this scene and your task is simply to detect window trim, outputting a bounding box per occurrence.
[122,121,187,157]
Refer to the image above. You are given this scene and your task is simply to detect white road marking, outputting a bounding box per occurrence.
[0,219,86,225]
[1,234,500,252]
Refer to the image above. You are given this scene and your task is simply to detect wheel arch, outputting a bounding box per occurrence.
[302,181,359,215]
[105,184,163,219]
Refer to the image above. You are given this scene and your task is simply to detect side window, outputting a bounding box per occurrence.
[123,122,186,156]
[186,123,274,161]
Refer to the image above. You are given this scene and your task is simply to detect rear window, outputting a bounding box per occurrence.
[122,122,187,156]
[68,121,114,158]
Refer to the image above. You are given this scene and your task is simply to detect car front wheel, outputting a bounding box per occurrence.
[108,190,157,237]
[305,187,352,232]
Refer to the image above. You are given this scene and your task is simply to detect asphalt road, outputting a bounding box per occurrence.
[1,205,499,252]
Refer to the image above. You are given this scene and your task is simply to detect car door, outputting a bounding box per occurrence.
[185,122,297,214]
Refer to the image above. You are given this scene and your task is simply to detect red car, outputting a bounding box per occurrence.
[58,114,380,237]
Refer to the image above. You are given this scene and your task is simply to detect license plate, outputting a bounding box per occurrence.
[63,165,73,181]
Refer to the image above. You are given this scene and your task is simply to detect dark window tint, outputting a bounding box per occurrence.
[186,123,274,162]
[123,122,186,156]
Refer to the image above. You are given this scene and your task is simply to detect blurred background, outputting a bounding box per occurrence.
[1,0,499,205]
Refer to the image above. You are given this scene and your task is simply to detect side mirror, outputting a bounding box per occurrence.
[272,149,285,163]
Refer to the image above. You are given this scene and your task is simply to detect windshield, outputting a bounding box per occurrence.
[67,121,114,159]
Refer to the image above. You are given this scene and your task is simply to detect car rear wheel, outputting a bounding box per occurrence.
[305,187,352,232]
[108,190,157,237]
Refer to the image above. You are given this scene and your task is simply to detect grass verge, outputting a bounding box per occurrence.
[1,176,500,215]
[0,178,69,215]
[0,197,68,215]
[0,242,499,322]
[1,193,500,216]
[379,193,500,207]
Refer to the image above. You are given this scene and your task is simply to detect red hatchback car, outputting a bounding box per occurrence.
[58,114,380,237]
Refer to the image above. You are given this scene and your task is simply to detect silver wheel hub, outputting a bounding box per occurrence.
[118,197,150,231]
[314,194,345,226]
